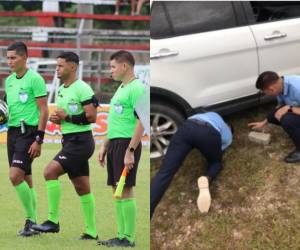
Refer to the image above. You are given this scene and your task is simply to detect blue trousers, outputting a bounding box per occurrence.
[267,107,300,150]
[150,119,223,218]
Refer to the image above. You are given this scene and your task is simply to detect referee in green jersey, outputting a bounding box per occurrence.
[6,42,48,237]
[32,52,99,240]
[98,50,145,248]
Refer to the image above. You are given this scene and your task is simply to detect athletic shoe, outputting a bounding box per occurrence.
[18,219,40,237]
[79,233,98,240]
[98,238,135,247]
[197,176,211,213]
[97,237,122,246]
[31,220,60,233]
[118,238,135,248]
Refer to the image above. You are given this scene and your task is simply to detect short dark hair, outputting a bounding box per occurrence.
[110,50,135,66]
[57,52,79,64]
[7,41,28,56]
[256,71,280,90]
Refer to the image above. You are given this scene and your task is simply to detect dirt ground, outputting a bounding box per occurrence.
[151,103,300,250]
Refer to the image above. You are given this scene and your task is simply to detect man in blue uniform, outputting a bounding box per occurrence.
[151,112,232,219]
[249,71,300,163]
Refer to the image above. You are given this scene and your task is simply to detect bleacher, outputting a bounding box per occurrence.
[0,6,150,102]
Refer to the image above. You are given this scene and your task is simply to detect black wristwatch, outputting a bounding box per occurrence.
[288,106,293,113]
[35,130,45,144]
[128,147,135,153]
[35,135,43,144]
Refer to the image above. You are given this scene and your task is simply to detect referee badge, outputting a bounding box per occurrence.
[19,91,28,103]
[114,103,123,114]
[68,102,78,113]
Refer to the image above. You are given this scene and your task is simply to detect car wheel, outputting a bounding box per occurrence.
[151,103,185,159]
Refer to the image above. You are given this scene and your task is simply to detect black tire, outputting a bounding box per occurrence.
[150,102,185,159]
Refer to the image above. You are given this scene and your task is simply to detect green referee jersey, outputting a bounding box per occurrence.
[56,79,94,134]
[107,79,145,139]
[5,68,47,127]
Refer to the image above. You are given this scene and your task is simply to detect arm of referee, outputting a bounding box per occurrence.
[82,102,97,123]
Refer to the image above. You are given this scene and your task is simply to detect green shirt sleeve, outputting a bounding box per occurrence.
[130,81,145,108]
[79,83,95,103]
[32,74,47,98]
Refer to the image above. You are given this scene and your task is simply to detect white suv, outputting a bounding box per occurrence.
[150,1,300,158]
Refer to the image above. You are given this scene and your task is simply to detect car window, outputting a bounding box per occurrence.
[250,1,300,23]
[151,1,238,39]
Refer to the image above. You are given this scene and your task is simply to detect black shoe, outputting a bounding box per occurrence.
[284,150,300,163]
[117,238,135,248]
[18,219,40,237]
[97,237,123,246]
[31,220,60,233]
[98,237,135,248]
[79,233,98,240]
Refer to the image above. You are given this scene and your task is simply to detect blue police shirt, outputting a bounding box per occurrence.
[188,112,232,151]
[277,75,300,106]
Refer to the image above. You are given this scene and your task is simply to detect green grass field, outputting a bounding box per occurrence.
[0,144,149,250]
[151,104,300,250]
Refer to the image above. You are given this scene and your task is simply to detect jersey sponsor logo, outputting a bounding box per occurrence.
[58,155,67,160]
[13,159,23,164]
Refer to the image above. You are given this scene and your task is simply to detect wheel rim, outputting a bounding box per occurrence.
[150,112,178,159]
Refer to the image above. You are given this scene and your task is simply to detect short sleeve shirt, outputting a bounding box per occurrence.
[188,112,232,151]
[5,68,47,127]
[277,75,300,106]
[107,79,145,139]
[56,79,94,134]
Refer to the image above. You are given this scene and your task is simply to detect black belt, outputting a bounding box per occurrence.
[188,118,213,128]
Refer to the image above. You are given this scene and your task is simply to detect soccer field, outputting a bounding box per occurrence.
[0,144,150,250]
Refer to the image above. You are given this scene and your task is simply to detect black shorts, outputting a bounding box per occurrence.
[107,138,142,187]
[7,126,37,175]
[53,131,95,179]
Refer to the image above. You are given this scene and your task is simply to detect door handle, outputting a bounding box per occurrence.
[264,31,287,41]
[150,50,179,59]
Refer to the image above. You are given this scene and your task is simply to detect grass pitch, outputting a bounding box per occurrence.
[151,103,300,250]
[0,144,149,250]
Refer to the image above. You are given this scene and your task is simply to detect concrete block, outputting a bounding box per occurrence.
[248,131,271,145]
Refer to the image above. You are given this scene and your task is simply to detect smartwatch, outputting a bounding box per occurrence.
[288,106,293,113]
[35,135,43,144]
[35,130,45,144]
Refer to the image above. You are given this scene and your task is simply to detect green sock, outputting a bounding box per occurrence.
[30,187,38,222]
[80,193,97,238]
[122,198,136,243]
[115,199,125,239]
[46,180,61,224]
[15,181,35,222]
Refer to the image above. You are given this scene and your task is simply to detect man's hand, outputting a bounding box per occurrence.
[98,143,108,167]
[28,141,41,159]
[124,149,135,170]
[55,109,68,120]
[275,105,290,121]
[248,119,268,130]
[49,112,61,124]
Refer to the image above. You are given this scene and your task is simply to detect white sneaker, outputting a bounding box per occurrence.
[197,176,211,213]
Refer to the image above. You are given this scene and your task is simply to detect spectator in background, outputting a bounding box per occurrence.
[115,0,136,16]
[136,0,147,15]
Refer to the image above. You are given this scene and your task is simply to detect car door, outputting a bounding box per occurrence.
[244,2,300,75]
[150,1,259,109]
